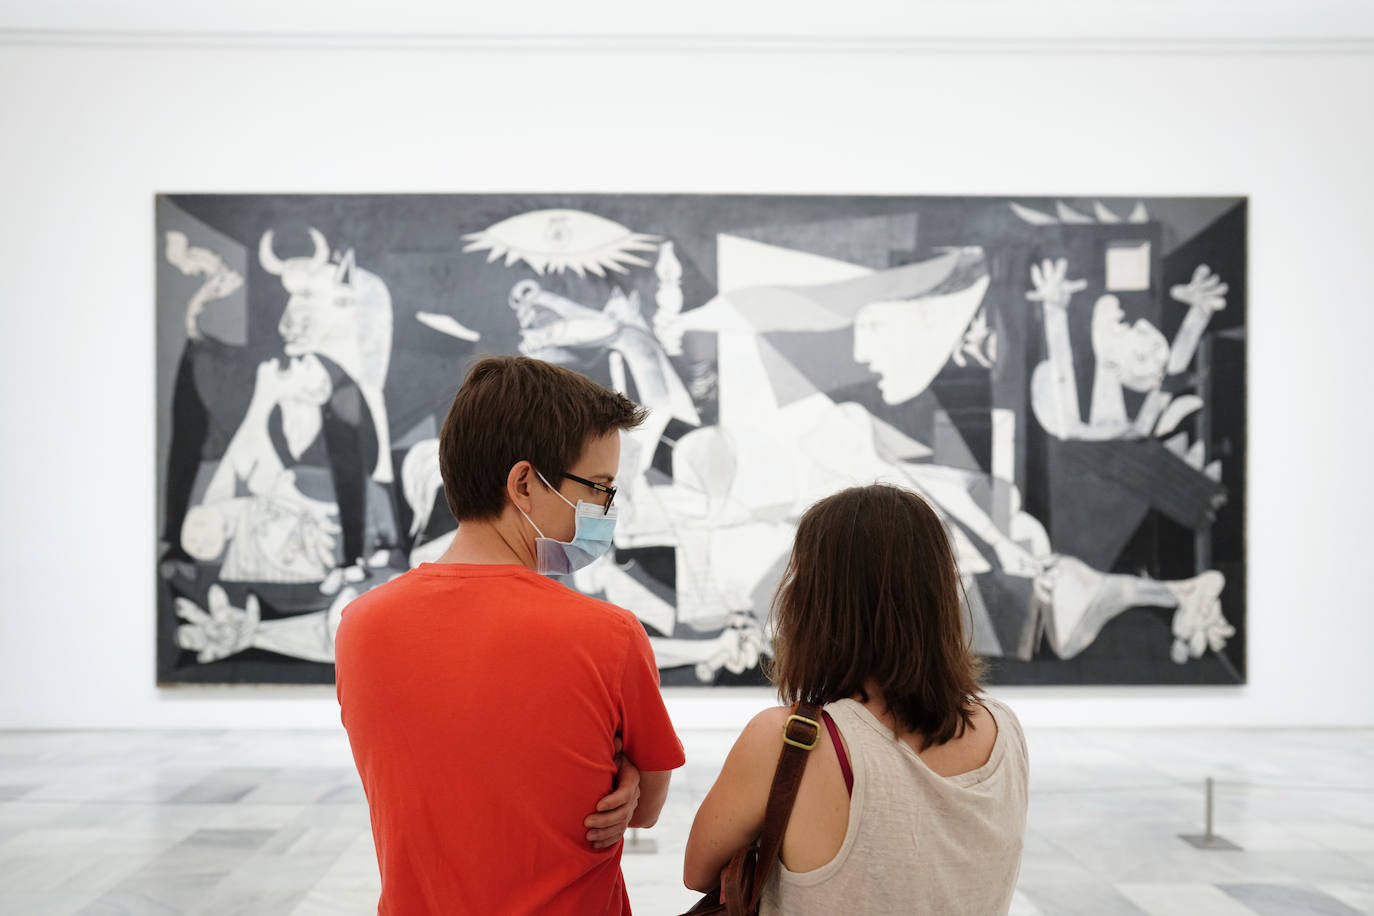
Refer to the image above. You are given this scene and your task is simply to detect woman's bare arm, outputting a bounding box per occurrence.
[683,707,790,891]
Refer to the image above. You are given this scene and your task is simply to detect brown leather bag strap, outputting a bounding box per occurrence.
[746,701,822,910]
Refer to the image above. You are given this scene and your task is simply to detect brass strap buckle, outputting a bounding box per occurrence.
[783,713,821,750]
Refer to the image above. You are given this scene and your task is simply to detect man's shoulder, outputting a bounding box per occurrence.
[539,579,643,637]
[335,567,643,645]
[339,569,416,610]
[333,571,415,638]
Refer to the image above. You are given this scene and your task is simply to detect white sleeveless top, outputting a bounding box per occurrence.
[760,697,1028,916]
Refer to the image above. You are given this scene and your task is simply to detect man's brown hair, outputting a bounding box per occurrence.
[438,356,646,522]
[768,483,984,749]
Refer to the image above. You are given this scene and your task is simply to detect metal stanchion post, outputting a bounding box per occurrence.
[1180,776,1241,850]
[1206,777,1214,840]
[624,827,658,854]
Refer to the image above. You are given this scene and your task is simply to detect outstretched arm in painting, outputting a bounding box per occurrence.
[1026,258,1088,438]
[175,586,355,664]
[174,585,259,663]
[1167,265,1228,374]
[648,614,766,682]
[164,231,243,343]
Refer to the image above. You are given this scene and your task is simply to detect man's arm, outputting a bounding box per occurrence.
[630,769,670,828]
[583,612,686,848]
[582,764,671,847]
[582,741,673,848]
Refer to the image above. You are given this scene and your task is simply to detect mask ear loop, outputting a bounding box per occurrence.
[515,503,546,539]
[535,470,577,509]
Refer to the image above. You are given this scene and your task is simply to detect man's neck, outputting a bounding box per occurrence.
[435,515,536,571]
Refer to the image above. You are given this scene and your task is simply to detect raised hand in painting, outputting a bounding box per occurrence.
[174,584,259,663]
[1026,258,1087,311]
[1166,264,1229,374]
[1169,264,1228,315]
[583,735,641,850]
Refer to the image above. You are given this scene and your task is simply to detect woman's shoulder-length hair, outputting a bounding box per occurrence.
[767,483,984,749]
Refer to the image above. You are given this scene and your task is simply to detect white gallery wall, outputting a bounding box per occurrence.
[1,0,1372,730]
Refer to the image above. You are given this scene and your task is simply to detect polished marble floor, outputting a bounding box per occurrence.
[0,727,1370,914]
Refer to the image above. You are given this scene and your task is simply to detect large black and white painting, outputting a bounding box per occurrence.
[156,194,1246,686]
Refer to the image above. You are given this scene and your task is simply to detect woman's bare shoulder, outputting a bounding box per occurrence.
[917,701,999,777]
[710,706,795,797]
[738,706,793,753]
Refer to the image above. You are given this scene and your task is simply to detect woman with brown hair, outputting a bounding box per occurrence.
[684,483,1028,915]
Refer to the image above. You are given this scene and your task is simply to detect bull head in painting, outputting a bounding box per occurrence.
[259,228,364,358]
[257,226,396,483]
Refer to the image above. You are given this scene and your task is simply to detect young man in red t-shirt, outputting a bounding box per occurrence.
[336,356,685,915]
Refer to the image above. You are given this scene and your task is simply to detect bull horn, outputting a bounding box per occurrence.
[307,227,330,271]
[259,230,285,275]
[333,248,356,287]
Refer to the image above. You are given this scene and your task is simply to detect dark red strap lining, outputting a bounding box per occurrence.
[822,710,853,796]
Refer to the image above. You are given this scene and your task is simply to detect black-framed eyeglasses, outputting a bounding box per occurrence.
[561,472,617,515]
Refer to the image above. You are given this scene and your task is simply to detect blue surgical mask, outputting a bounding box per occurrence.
[518,471,618,576]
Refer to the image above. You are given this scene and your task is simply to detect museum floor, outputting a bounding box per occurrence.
[0,726,1370,915]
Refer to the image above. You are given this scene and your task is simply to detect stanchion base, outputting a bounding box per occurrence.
[1179,833,1241,850]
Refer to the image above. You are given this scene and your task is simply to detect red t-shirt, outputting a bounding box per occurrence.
[335,563,685,916]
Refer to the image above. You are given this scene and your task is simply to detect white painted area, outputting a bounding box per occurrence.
[716,235,872,294]
[1106,240,1153,292]
[1,5,1372,729]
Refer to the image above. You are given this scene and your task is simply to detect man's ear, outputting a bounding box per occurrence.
[506,460,536,512]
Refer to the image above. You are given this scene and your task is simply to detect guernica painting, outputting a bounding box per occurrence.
[156,194,1246,686]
